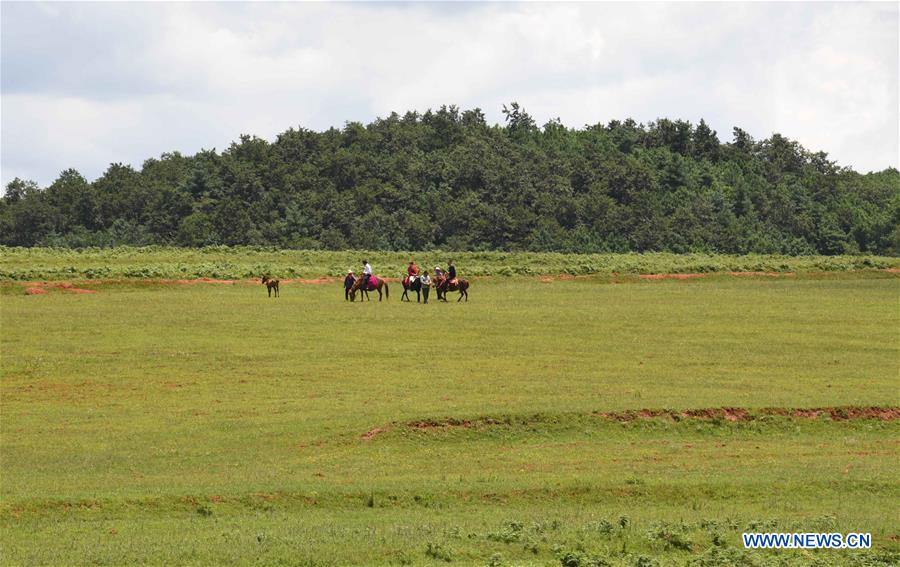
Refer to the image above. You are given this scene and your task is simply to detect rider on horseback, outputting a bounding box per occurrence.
[406,260,419,286]
[362,259,372,288]
[439,259,457,293]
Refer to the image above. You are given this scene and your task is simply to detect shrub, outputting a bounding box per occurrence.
[424,541,453,562]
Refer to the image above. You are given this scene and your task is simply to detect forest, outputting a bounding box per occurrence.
[2,103,898,255]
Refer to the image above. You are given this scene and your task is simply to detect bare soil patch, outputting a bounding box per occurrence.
[728,271,795,277]
[596,406,899,422]
[360,427,389,440]
[639,273,705,280]
[20,282,96,294]
[361,407,899,440]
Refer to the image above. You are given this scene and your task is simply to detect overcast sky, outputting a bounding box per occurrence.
[1,1,897,187]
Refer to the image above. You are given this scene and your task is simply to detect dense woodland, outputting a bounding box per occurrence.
[2,104,898,254]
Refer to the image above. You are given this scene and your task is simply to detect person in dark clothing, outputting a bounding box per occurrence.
[344,270,356,301]
[440,259,457,293]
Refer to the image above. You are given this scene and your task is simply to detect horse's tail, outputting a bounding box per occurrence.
[384,282,389,299]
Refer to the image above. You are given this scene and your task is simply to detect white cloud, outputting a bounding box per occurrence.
[1,2,897,186]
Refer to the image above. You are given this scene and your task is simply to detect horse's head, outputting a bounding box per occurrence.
[261,275,269,284]
[348,276,361,300]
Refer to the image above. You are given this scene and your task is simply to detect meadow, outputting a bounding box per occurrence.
[1,246,899,281]
[1,253,898,566]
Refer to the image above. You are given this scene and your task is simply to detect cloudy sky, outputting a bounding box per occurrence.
[2,1,897,187]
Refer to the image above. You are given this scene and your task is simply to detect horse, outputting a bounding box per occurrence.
[401,275,422,302]
[349,274,389,302]
[434,276,469,302]
[261,275,279,298]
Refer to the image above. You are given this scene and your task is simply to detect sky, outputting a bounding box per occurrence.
[1,1,898,187]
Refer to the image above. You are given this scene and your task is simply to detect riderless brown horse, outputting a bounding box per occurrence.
[434,276,469,302]
[261,275,279,298]
[349,274,389,302]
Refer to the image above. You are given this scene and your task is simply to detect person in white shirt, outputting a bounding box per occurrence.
[420,273,431,304]
[362,259,373,287]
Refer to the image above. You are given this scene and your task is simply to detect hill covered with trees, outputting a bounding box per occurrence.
[2,104,898,255]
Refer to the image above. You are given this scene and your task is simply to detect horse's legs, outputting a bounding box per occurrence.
[378,287,383,302]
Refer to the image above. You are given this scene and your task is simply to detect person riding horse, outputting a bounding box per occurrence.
[439,260,457,294]
[362,259,372,288]
[405,260,419,286]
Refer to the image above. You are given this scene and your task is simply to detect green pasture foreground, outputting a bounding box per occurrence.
[1,246,899,280]
[1,275,898,565]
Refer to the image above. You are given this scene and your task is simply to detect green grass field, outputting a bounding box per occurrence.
[1,266,899,565]
[2,246,898,280]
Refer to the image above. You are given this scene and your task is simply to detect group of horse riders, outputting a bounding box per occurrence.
[343,258,459,302]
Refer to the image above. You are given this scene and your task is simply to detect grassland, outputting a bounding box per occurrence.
[1,245,899,281]
[1,259,898,565]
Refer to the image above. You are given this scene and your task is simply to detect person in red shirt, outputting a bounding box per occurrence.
[406,260,419,287]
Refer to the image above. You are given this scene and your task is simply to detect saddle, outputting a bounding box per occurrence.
[362,276,379,290]
[403,275,418,287]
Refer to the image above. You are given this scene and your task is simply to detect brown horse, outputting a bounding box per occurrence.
[401,275,423,302]
[435,276,469,302]
[349,275,389,302]
[261,275,279,298]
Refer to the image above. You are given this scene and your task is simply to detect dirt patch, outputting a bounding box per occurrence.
[358,408,899,443]
[639,273,705,280]
[410,418,480,430]
[360,426,389,440]
[596,406,899,422]
[52,282,97,294]
[728,271,796,277]
[787,408,823,418]
[684,407,751,421]
[539,274,577,283]
[19,282,96,294]
[883,268,900,273]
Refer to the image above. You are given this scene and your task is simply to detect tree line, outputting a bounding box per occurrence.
[2,103,898,255]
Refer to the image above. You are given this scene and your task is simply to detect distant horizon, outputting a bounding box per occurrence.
[2,2,898,186]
